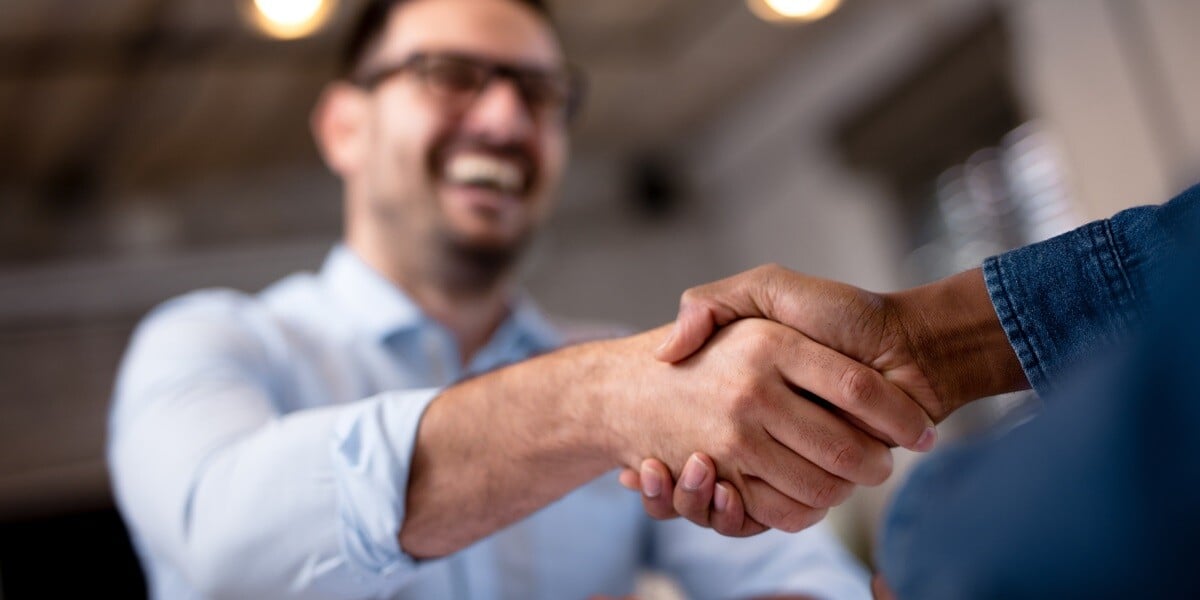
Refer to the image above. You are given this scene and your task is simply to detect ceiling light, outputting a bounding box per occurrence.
[748,0,842,24]
[243,0,337,40]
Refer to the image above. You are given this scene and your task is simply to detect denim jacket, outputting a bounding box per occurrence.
[983,183,1200,395]
[879,183,1200,599]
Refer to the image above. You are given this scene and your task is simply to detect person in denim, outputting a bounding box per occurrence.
[626,184,1200,597]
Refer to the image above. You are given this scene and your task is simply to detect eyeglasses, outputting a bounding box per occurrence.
[351,52,586,123]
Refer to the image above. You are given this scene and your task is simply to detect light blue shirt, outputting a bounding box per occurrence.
[109,245,871,599]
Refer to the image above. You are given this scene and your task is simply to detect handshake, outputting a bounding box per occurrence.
[603,263,1026,537]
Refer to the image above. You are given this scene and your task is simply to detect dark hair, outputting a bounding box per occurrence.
[339,0,553,78]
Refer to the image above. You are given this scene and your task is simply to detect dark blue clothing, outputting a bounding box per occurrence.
[879,183,1200,599]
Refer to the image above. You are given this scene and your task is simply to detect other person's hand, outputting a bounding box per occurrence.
[657,264,954,436]
[603,319,906,535]
[622,265,1026,533]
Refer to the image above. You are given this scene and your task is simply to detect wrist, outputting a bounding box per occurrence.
[579,326,675,468]
[520,341,627,470]
[888,267,1029,419]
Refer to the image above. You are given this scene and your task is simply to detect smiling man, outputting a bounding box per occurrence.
[106,0,900,597]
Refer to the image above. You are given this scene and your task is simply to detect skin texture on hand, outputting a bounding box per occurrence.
[657,264,1025,425]
[624,264,1029,535]
[401,319,898,556]
[601,319,896,534]
[657,264,942,446]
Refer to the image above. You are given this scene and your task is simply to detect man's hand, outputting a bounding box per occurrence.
[601,319,903,535]
[618,453,765,537]
[402,317,911,556]
[658,264,1025,436]
[620,265,1028,533]
[656,265,944,438]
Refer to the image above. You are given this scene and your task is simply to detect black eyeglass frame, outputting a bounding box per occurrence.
[349,51,587,123]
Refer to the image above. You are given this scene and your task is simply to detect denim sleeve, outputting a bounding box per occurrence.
[877,184,1200,599]
[982,183,1200,395]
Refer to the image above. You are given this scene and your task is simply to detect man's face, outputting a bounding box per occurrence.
[350,0,568,260]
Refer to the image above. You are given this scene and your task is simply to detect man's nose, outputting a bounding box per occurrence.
[461,78,535,142]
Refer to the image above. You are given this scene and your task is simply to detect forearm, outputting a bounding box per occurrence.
[399,332,641,558]
[888,267,1028,418]
[404,317,900,555]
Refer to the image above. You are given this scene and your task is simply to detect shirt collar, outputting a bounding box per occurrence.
[320,245,425,340]
[319,244,563,352]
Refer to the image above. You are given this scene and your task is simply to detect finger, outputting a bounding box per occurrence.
[674,453,717,527]
[872,573,898,600]
[775,331,934,452]
[655,300,719,363]
[656,266,788,363]
[711,480,767,537]
[639,459,679,521]
[738,474,828,533]
[744,437,856,510]
[763,384,895,485]
[618,468,640,491]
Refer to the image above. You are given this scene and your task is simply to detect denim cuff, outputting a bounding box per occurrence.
[982,219,1139,396]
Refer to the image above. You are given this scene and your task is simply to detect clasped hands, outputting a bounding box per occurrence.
[612,264,967,537]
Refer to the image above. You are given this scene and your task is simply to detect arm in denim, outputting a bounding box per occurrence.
[983,183,1200,395]
[878,184,1200,599]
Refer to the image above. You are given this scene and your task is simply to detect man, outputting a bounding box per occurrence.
[109,0,919,597]
[622,184,1200,598]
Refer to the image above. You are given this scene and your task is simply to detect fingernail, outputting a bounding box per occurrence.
[714,483,730,512]
[913,426,938,452]
[641,465,662,498]
[681,454,708,491]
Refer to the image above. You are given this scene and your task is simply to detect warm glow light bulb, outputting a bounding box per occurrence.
[749,0,841,23]
[254,0,324,27]
[244,0,335,40]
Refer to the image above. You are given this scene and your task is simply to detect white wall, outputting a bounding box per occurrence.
[1009,0,1200,219]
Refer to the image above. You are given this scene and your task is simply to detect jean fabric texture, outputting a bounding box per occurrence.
[879,183,1200,598]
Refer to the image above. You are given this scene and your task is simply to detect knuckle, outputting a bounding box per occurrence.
[679,287,701,306]
[755,263,783,278]
[837,365,878,410]
[733,323,779,360]
[771,504,819,533]
[809,476,852,509]
[728,380,768,417]
[714,427,754,462]
[827,438,865,475]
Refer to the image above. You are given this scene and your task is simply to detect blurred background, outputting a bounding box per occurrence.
[1,0,1198,596]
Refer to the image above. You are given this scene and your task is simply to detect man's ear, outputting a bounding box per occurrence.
[311,82,368,177]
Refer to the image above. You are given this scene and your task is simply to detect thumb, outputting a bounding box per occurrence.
[618,468,641,491]
[654,302,717,363]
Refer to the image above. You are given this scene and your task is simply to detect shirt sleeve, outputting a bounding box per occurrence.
[982,183,1200,395]
[108,291,438,598]
[649,518,871,600]
[877,186,1200,599]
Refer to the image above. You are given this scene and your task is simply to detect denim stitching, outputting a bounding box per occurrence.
[988,256,1047,391]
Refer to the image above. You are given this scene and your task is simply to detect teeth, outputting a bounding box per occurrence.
[445,154,525,194]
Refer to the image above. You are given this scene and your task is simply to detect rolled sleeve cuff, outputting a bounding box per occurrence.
[982,218,1139,395]
[330,388,440,580]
